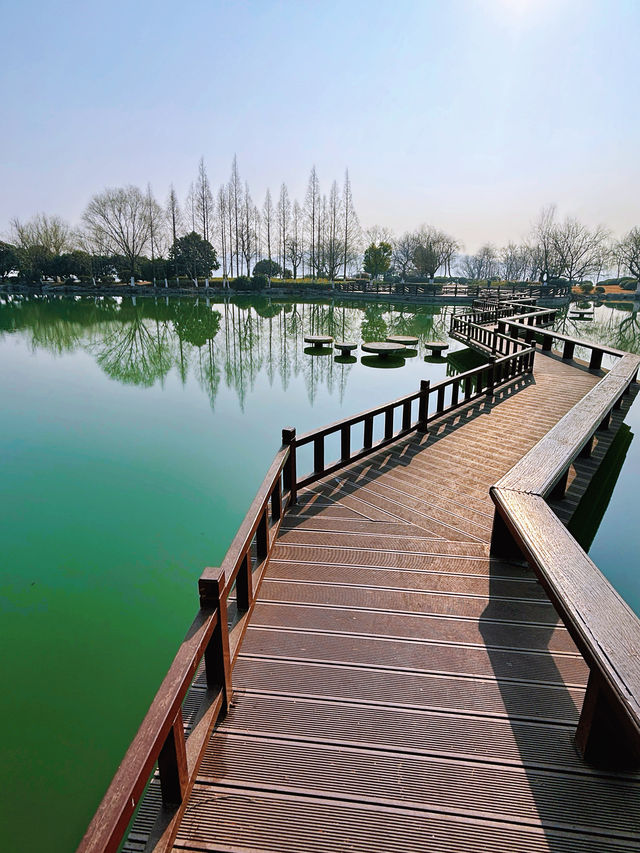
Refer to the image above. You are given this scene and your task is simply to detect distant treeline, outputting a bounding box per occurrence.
[1,157,639,287]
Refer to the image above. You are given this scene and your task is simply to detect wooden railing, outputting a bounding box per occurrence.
[490,351,640,768]
[499,319,627,371]
[77,445,293,853]
[77,328,539,853]
[289,345,535,491]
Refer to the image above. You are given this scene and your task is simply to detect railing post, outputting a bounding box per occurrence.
[341,424,351,461]
[271,477,282,522]
[417,380,430,432]
[575,671,639,768]
[527,341,536,373]
[282,427,297,505]
[384,406,394,440]
[589,349,603,370]
[402,399,411,430]
[256,508,269,560]
[485,357,496,397]
[235,550,253,611]
[364,414,374,447]
[563,340,575,360]
[550,468,569,500]
[199,567,233,712]
[157,708,189,806]
[314,435,325,475]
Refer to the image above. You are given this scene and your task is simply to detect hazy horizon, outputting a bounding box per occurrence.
[1,0,638,253]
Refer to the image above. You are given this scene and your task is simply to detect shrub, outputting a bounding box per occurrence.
[579,282,594,293]
[620,279,639,291]
[253,259,282,277]
[595,286,605,294]
[233,275,254,291]
[252,273,269,290]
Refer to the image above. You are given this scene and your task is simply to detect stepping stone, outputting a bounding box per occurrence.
[386,335,419,346]
[334,341,358,356]
[304,335,333,347]
[424,341,449,355]
[361,341,407,358]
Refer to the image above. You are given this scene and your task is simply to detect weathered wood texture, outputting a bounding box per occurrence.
[496,354,640,496]
[491,489,640,764]
[166,352,640,853]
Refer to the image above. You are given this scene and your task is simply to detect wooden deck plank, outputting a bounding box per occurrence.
[166,350,640,853]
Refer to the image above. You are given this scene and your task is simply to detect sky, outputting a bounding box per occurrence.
[1,0,638,252]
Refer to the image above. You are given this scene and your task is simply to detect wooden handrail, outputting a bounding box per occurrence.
[79,298,541,853]
[77,581,226,853]
[490,351,640,767]
[501,318,628,359]
[293,345,535,490]
[79,444,291,853]
[217,445,290,592]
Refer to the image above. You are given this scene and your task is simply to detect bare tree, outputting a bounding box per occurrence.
[304,166,320,278]
[263,188,274,266]
[324,180,344,280]
[412,225,449,280]
[440,235,461,277]
[365,224,394,245]
[277,183,291,276]
[342,169,360,279]
[11,213,73,254]
[166,185,182,246]
[229,156,242,275]
[500,242,531,281]
[530,205,563,282]
[286,200,304,278]
[459,244,499,280]
[146,184,165,282]
[82,186,153,278]
[195,157,214,243]
[551,217,609,283]
[185,182,197,233]
[393,231,417,280]
[239,182,257,274]
[216,185,229,278]
[618,227,640,280]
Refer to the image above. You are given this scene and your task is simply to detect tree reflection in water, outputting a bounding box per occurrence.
[9,295,637,411]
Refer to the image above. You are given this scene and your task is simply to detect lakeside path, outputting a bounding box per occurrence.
[163,351,639,853]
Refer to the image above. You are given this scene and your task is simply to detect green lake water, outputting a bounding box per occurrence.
[1,294,639,852]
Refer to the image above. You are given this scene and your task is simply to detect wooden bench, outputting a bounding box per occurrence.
[490,353,640,767]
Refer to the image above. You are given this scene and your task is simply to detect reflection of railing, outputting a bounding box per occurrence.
[491,351,640,767]
[333,281,571,299]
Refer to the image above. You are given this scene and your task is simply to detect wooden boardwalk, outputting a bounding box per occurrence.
[169,353,640,852]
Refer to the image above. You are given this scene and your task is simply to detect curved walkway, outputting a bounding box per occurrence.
[169,353,639,852]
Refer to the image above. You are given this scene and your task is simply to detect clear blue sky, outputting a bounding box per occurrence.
[1,0,638,251]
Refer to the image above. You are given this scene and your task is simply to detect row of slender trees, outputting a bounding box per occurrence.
[2,159,639,286]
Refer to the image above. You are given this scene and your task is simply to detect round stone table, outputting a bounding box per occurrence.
[361,341,407,358]
[424,341,449,356]
[304,335,334,347]
[334,341,358,356]
[386,335,419,346]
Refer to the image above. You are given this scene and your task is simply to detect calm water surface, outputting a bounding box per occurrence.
[1,294,639,852]
[0,294,475,853]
